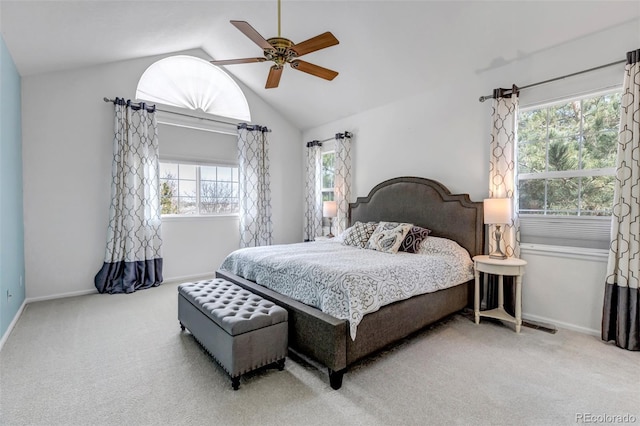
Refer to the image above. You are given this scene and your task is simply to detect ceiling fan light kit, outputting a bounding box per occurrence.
[210,0,339,89]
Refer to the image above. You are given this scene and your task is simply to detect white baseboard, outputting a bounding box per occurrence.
[24,273,215,303]
[26,288,98,304]
[0,299,27,353]
[523,312,600,337]
[162,272,215,284]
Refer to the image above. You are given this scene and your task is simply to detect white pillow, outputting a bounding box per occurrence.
[366,221,413,254]
[417,236,470,258]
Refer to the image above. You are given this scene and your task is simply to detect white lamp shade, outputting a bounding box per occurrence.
[323,201,337,218]
[483,198,512,224]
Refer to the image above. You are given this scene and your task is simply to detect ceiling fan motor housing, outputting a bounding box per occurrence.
[265,37,297,67]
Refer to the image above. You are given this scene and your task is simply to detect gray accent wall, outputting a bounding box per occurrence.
[0,34,25,339]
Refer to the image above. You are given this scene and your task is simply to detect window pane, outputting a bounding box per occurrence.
[580,175,614,216]
[178,197,197,215]
[582,131,617,169]
[200,181,216,199]
[322,191,334,202]
[217,167,233,182]
[199,198,217,214]
[548,102,581,139]
[518,139,546,174]
[583,94,621,133]
[215,182,232,197]
[160,180,178,214]
[518,179,545,214]
[547,137,579,171]
[160,162,178,179]
[201,165,217,181]
[179,164,196,180]
[546,177,579,215]
[161,196,180,215]
[322,152,335,189]
[179,180,197,197]
[518,109,548,144]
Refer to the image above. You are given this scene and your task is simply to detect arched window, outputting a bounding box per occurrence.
[136,55,251,121]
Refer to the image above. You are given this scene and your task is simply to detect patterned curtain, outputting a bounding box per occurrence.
[603,49,640,351]
[95,98,163,294]
[237,123,273,248]
[486,87,520,312]
[334,132,352,234]
[489,86,520,258]
[303,140,323,241]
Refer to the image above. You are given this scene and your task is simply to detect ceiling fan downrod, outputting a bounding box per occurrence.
[277,0,281,38]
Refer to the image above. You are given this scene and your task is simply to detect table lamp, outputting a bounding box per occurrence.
[484,198,512,260]
[323,201,337,238]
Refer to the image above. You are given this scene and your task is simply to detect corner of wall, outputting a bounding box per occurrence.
[0,34,26,341]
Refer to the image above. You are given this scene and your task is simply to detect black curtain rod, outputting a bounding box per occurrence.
[306,131,353,145]
[103,97,238,126]
[478,58,627,102]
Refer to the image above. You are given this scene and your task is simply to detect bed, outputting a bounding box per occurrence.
[216,176,484,389]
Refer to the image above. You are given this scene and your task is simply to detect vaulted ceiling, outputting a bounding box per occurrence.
[1,1,638,130]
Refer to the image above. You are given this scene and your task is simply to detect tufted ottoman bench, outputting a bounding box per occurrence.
[178,278,288,390]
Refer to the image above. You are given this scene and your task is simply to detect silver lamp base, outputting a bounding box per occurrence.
[326,217,334,238]
[489,225,508,259]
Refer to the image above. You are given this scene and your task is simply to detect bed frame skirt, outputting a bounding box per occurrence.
[216,269,471,388]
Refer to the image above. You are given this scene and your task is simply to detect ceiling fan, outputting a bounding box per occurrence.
[210,0,339,89]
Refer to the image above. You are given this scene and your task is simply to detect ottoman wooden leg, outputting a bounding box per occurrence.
[231,376,240,391]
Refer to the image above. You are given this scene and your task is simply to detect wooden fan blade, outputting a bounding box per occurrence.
[231,20,274,51]
[266,65,283,89]
[290,60,338,81]
[210,57,266,66]
[291,32,339,57]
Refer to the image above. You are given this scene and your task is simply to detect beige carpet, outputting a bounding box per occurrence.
[1,281,637,426]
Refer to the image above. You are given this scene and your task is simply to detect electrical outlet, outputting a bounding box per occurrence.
[6,290,11,301]
[20,275,23,287]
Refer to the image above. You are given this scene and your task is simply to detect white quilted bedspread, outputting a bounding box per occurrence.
[220,238,474,340]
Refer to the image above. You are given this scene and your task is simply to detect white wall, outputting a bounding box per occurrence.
[22,49,302,300]
[303,19,640,335]
[521,247,608,335]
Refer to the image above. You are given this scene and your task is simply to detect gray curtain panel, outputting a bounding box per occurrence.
[237,123,273,248]
[95,98,163,294]
[303,140,323,241]
[603,49,640,351]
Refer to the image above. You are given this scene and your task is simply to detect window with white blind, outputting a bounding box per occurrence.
[517,90,621,249]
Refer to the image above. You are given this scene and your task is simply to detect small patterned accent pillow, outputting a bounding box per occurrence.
[399,226,431,253]
[342,221,378,248]
[366,221,413,254]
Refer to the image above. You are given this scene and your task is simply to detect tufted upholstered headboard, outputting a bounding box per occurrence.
[349,176,484,257]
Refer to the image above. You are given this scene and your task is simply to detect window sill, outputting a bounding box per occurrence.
[520,243,608,262]
[161,214,239,222]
